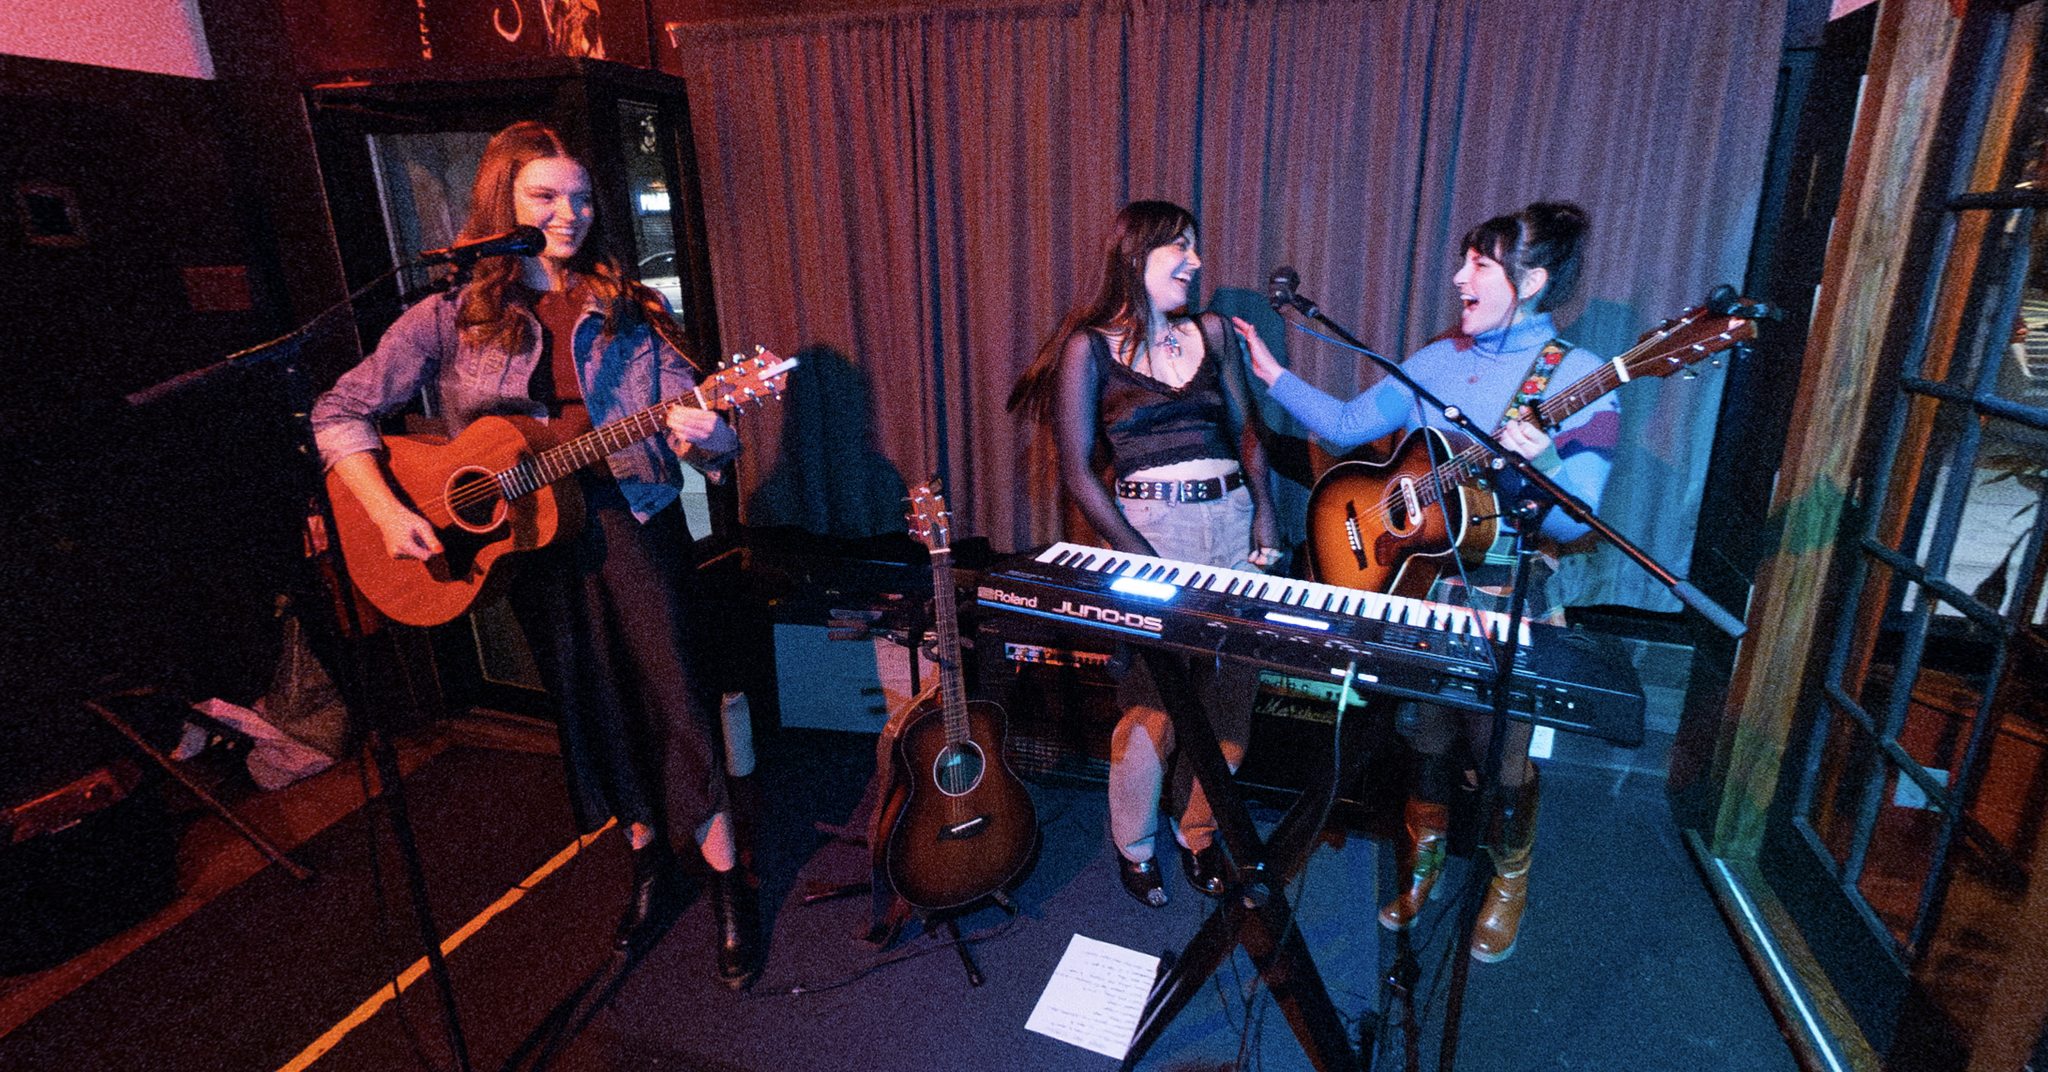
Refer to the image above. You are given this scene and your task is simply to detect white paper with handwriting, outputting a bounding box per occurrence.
[1025,934,1161,1059]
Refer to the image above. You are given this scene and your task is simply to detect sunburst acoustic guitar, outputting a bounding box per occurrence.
[882,483,1039,912]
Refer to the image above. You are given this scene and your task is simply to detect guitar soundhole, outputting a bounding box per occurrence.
[1389,478,1414,533]
[932,742,986,797]
[446,468,507,532]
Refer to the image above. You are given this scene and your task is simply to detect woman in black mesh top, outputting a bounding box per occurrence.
[1008,200,1281,907]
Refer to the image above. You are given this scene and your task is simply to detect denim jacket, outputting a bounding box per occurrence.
[312,287,716,522]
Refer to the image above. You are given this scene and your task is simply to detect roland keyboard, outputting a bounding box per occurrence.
[973,542,1644,745]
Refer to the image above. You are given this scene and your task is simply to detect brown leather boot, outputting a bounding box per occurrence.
[1471,771,1540,963]
[1378,798,1451,931]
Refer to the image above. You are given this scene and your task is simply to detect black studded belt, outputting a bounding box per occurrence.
[1115,470,1246,503]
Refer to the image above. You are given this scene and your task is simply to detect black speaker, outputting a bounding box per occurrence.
[0,703,180,976]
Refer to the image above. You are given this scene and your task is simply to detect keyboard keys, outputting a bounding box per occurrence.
[1022,542,1530,646]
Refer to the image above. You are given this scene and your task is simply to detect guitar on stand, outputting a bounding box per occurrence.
[882,483,1039,919]
[326,348,795,626]
[1305,300,1759,597]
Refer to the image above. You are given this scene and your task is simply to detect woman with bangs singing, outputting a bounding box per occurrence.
[1238,201,1617,963]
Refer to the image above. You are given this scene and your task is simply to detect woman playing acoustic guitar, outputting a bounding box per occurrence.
[312,121,761,986]
[1009,200,1282,909]
[1238,202,1616,963]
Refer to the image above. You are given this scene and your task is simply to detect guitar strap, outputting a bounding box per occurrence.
[1497,337,1572,429]
[1476,337,1572,571]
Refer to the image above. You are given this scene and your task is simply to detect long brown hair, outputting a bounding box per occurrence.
[455,121,659,353]
[1006,200,1200,422]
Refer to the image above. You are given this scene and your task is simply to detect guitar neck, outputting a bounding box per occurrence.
[497,394,710,500]
[928,551,970,741]
[1530,305,1731,429]
[1529,354,1625,430]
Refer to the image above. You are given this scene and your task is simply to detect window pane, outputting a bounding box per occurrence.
[1953,415,2048,622]
[1808,702,1881,873]
[1965,627,2048,866]
[1856,760,1939,946]
[1898,406,2048,622]
[1896,627,2046,1051]
[366,130,495,297]
[2007,214,2048,411]
[617,100,683,319]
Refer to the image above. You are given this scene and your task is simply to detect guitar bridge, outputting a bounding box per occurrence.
[1343,502,1367,570]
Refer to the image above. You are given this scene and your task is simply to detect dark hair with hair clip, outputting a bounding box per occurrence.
[1460,201,1591,313]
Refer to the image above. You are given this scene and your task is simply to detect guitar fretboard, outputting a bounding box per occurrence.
[484,354,792,502]
[1404,305,1748,515]
[499,396,705,498]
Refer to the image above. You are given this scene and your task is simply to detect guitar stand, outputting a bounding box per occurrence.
[82,689,314,882]
[1121,648,1374,1072]
[923,888,1016,988]
[794,857,1013,987]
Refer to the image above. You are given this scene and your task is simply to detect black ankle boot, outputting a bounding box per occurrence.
[708,867,761,989]
[1180,842,1230,899]
[615,844,667,951]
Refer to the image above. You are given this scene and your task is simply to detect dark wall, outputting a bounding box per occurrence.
[0,54,302,720]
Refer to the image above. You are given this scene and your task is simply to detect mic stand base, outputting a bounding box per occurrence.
[1433,522,1542,1072]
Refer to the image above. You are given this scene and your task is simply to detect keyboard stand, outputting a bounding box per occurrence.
[1120,647,1370,1072]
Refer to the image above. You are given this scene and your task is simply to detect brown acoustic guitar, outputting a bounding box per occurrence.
[882,483,1039,912]
[327,348,795,627]
[1306,297,1759,597]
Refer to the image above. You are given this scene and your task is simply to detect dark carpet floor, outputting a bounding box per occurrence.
[0,725,1798,1072]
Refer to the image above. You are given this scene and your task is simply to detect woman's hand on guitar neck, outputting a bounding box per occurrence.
[1498,418,1556,467]
[665,406,738,457]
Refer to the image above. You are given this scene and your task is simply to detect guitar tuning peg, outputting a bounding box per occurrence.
[754,344,765,355]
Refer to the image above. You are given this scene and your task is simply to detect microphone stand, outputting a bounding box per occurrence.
[126,263,476,1072]
[1264,284,1748,1072]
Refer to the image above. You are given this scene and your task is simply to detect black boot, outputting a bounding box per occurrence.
[708,866,761,989]
[615,843,667,951]
[1180,841,1230,899]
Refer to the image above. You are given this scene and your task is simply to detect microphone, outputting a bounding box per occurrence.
[1268,266,1319,319]
[1268,266,1300,309]
[420,225,546,265]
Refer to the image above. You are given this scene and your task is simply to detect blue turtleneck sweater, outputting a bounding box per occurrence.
[1267,313,1618,544]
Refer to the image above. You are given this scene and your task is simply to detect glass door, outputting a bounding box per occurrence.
[1761,4,2048,1066]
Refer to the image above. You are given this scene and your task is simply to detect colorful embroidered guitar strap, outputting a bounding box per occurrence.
[1478,337,1572,569]
[1499,338,1572,428]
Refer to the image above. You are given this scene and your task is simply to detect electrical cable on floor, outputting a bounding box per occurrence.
[766,915,1025,997]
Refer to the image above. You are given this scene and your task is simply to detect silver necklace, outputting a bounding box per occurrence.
[1151,323,1184,370]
